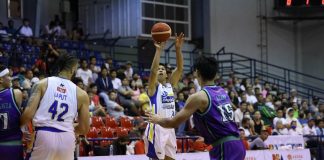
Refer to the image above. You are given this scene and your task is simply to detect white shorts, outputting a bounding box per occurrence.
[144,123,177,159]
[27,129,76,160]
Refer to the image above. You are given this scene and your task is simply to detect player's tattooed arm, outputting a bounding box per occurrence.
[148,91,207,128]
[20,82,42,126]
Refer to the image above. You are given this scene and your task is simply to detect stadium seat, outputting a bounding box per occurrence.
[116,127,128,137]
[86,127,99,138]
[100,127,114,147]
[91,116,104,129]
[106,117,118,128]
[120,117,133,130]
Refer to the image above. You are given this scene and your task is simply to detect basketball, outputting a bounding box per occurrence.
[151,22,171,42]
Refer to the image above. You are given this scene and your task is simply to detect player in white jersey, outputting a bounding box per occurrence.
[20,53,90,160]
[144,33,184,160]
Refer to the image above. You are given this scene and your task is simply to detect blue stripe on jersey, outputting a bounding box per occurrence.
[35,127,66,132]
[146,141,158,159]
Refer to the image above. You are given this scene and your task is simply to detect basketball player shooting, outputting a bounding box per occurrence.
[147,56,246,160]
[20,53,90,160]
[144,32,184,160]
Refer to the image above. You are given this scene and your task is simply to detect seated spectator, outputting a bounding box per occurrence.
[246,86,257,104]
[21,89,29,110]
[253,77,262,91]
[251,111,264,135]
[310,96,319,113]
[107,90,125,120]
[112,136,130,155]
[250,127,269,150]
[90,56,101,74]
[288,120,303,135]
[138,85,150,114]
[12,76,22,90]
[22,70,33,90]
[87,91,106,117]
[315,119,324,141]
[131,73,143,89]
[315,104,324,119]
[5,19,16,35]
[89,63,99,82]
[272,120,288,135]
[73,77,85,90]
[303,119,317,136]
[103,57,114,70]
[19,18,33,37]
[239,128,250,150]
[253,93,265,111]
[111,69,122,90]
[265,94,274,110]
[76,59,92,88]
[300,100,310,112]
[117,78,140,116]
[95,67,115,109]
[71,22,84,40]
[273,109,287,128]
[124,61,133,80]
[286,108,302,129]
[134,128,145,155]
[89,84,100,106]
[242,117,252,137]
[240,78,249,92]
[234,102,247,126]
[290,89,301,105]
[175,91,187,136]
[298,111,308,126]
[228,90,239,107]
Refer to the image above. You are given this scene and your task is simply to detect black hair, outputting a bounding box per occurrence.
[0,64,6,72]
[90,56,96,60]
[72,77,83,85]
[193,55,218,81]
[89,83,97,89]
[51,53,78,75]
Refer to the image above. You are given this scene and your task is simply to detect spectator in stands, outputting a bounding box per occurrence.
[134,128,145,155]
[298,111,308,126]
[272,120,288,135]
[240,78,249,92]
[300,100,310,112]
[124,61,133,81]
[90,56,101,74]
[310,96,320,113]
[228,90,239,107]
[286,108,302,129]
[0,22,7,35]
[253,93,265,111]
[253,77,262,91]
[273,109,287,128]
[89,84,100,106]
[73,77,85,90]
[303,119,317,136]
[239,92,247,104]
[95,67,114,108]
[239,128,250,150]
[175,91,187,136]
[315,104,324,119]
[12,76,21,90]
[138,85,150,114]
[265,94,274,110]
[288,120,303,135]
[76,59,93,88]
[246,86,257,104]
[262,82,271,98]
[235,102,247,126]
[87,90,106,117]
[290,89,301,105]
[21,89,29,110]
[5,20,16,35]
[110,69,122,90]
[315,119,324,140]
[19,18,33,37]
[251,111,264,135]
[118,78,140,116]
[89,63,98,82]
[242,117,252,136]
[22,69,33,90]
[250,127,269,150]
[103,57,114,70]
[131,73,143,89]
[107,90,125,120]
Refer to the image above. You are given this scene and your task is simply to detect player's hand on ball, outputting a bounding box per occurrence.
[154,41,166,50]
[175,32,184,49]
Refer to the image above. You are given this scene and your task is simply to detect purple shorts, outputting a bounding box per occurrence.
[209,140,246,160]
[0,145,23,160]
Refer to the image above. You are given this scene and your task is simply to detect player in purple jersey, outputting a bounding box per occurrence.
[148,55,246,160]
[0,64,23,160]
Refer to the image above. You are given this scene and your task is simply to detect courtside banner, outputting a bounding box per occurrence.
[264,149,311,160]
[244,150,264,160]
[264,135,304,150]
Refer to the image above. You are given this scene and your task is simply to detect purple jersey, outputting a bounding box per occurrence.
[193,85,239,144]
[0,89,22,142]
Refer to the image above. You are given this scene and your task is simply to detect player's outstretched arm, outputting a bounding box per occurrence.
[20,82,43,126]
[170,32,184,87]
[147,42,165,96]
[75,87,90,135]
[148,91,208,128]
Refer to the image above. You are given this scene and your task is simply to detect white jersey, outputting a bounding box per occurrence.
[149,83,175,118]
[33,77,78,132]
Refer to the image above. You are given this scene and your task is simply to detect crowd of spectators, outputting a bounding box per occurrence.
[1,16,324,157]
